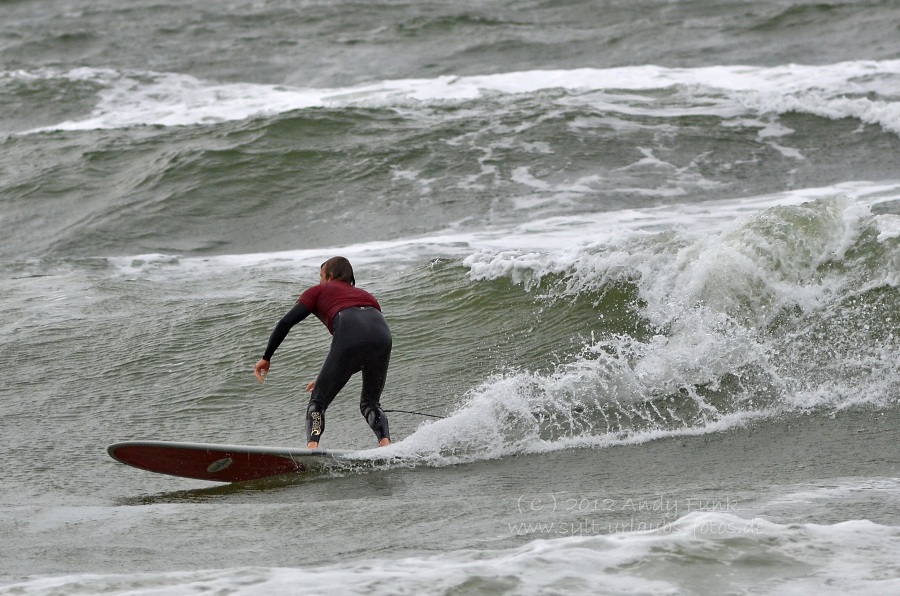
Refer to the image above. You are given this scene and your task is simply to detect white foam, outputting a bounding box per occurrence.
[362,372,774,467]
[103,181,900,281]
[4,512,898,595]
[17,60,900,135]
[764,477,900,509]
[877,214,900,241]
[462,184,900,291]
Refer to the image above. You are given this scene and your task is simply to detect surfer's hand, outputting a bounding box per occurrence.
[306,377,316,392]
[254,359,270,383]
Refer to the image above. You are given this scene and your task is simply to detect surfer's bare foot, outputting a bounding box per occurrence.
[378,438,391,447]
[307,441,319,449]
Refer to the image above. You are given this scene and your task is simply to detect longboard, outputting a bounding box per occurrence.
[107,440,356,483]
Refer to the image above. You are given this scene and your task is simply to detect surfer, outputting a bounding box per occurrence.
[254,256,392,449]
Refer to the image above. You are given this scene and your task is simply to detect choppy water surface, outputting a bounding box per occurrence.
[2,1,899,594]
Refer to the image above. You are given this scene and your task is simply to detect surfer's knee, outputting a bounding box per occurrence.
[361,404,390,442]
[306,402,326,444]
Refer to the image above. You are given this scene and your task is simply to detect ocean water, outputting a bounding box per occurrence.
[2,1,900,594]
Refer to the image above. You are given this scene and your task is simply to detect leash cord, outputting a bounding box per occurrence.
[383,409,445,419]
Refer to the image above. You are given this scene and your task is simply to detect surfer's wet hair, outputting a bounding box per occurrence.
[321,256,355,286]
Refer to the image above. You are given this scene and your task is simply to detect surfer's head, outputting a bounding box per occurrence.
[320,256,356,286]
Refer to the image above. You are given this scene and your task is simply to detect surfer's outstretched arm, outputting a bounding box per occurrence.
[254,302,311,382]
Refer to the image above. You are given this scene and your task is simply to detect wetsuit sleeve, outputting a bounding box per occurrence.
[262,302,311,361]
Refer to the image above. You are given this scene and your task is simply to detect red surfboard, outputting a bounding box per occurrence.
[108,440,355,483]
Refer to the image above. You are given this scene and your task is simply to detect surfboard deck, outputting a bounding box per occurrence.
[107,440,357,483]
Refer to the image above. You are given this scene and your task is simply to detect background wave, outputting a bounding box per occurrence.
[3,62,900,262]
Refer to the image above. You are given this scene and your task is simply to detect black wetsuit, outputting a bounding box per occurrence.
[262,284,392,445]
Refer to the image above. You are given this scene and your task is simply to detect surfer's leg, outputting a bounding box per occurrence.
[359,313,392,445]
[306,339,358,447]
[359,358,390,445]
[306,401,326,447]
[306,375,353,446]
[361,403,390,445]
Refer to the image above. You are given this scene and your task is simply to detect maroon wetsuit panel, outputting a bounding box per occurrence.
[298,281,381,334]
